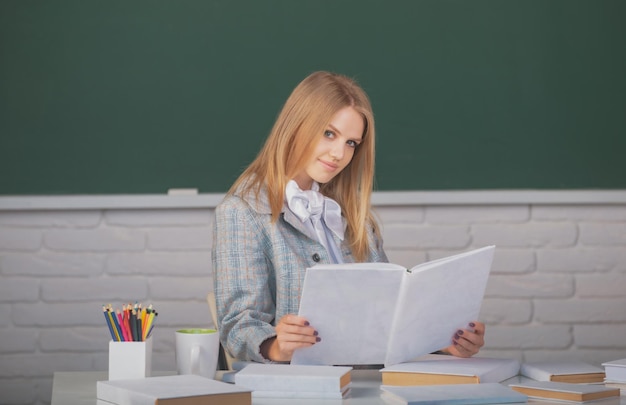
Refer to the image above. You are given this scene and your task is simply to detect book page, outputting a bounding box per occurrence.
[384,246,495,366]
[291,265,404,365]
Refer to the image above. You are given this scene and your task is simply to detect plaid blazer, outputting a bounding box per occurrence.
[212,186,388,362]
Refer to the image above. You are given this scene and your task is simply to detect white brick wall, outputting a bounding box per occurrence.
[1,194,626,405]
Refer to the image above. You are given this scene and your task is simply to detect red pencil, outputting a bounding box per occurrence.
[122,305,132,341]
[116,310,128,342]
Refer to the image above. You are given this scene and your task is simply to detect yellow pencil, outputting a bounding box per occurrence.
[106,305,121,341]
[143,310,156,341]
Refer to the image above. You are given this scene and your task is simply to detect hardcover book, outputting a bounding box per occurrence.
[520,361,605,383]
[380,382,528,405]
[602,358,626,382]
[234,364,352,399]
[96,374,251,405]
[509,380,620,402]
[380,354,520,386]
[292,246,495,367]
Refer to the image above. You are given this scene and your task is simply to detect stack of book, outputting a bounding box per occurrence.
[508,381,620,402]
[379,354,520,386]
[96,374,251,405]
[520,360,606,383]
[380,383,528,405]
[507,360,622,402]
[234,364,352,399]
[602,358,626,394]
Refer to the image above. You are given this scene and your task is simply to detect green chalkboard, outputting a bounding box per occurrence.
[1,0,625,195]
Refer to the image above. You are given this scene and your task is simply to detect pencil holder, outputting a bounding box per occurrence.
[108,337,152,380]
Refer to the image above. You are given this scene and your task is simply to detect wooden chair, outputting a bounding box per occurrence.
[207,291,235,370]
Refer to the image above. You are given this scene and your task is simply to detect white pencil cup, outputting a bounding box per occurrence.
[108,337,153,380]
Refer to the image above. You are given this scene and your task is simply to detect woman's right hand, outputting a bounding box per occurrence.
[260,314,320,362]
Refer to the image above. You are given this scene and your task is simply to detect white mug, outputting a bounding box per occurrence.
[175,328,219,379]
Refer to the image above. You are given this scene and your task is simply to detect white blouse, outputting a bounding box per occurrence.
[284,180,345,263]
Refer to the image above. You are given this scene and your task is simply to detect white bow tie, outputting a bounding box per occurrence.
[285,180,345,240]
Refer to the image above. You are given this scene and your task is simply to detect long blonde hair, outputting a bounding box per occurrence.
[229,71,379,261]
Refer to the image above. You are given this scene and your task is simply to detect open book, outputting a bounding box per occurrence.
[291,245,495,367]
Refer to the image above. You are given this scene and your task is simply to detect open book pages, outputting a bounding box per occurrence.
[292,246,495,367]
[380,382,527,405]
[381,354,520,386]
[520,361,605,383]
[509,380,621,402]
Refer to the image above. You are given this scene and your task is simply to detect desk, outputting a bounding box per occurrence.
[51,369,386,405]
[51,371,625,405]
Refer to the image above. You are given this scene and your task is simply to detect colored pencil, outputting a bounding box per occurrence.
[102,306,116,341]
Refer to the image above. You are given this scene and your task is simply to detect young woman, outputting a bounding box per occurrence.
[212,71,485,363]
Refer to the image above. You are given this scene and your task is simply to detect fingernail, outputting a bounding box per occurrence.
[457,330,464,335]
[316,337,321,342]
[454,334,460,340]
[469,322,475,327]
[313,330,319,336]
[453,341,458,345]
[304,321,310,326]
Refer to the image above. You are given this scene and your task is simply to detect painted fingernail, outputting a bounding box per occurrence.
[469,322,475,327]
[457,330,464,335]
[316,337,321,342]
[453,341,458,345]
[313,330,319,336]
[304,321,310,326]
[454,334,460,340]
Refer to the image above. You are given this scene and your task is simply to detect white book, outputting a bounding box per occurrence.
[234,364,352,393]
[509,380,621,402]
[520,361,606,383]
[602,358,626,382]
[380,354,520,386]
[380,382,527,405]
[251,386,351,399]
[96,374,251,405]
[292,245,495,367]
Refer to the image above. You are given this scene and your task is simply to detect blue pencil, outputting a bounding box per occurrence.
[102,306,116,341]
[110,307,124,341]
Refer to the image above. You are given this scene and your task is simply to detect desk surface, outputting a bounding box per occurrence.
[52,371,625,405]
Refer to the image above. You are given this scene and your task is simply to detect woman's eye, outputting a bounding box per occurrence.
[347,140,358,148]
[324,130,334,138]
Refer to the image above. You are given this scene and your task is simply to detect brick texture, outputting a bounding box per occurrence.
[1,200,626,404]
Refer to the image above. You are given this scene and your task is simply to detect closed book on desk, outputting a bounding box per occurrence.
[234,363,352,399]
[520,361,605,383]
[293,246,495,367]
[509,380,620,402]
[96,374,251,405]
[381,354,520,386]
[602,358,626,382]
[380,382,528,405]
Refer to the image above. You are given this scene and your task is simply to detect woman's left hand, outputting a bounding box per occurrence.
[442,321,485,358]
